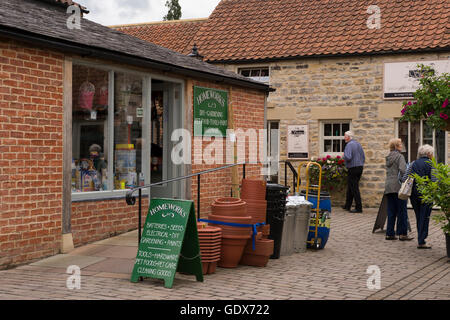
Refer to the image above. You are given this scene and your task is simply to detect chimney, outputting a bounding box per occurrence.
[187,44,204,61]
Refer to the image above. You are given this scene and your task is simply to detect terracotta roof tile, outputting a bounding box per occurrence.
[112,18,207,55]
[115,0,450,62]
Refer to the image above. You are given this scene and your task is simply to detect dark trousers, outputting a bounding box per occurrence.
[386,193,408,236]
[345,166,363,211]
[410,190,432,245]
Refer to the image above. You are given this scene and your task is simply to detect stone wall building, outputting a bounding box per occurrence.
[116,0,450,207]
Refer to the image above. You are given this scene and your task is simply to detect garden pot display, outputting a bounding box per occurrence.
[218,234,249,268]
[244,199,267,224]
[241,178,267,201]
[239,238,274,267]
[198,226,222,274]
[207,214,253,237]
[211,197,247,217]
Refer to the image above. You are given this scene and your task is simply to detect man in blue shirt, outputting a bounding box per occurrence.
[342,131,365,213]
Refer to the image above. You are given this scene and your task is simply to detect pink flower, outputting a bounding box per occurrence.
[442,98,449,109]
[440,113,449,120]
[401,107,407,115]
[326,155,331,159]
[427,111,435,116]
[336,155,341,159]
[407,101,412,106]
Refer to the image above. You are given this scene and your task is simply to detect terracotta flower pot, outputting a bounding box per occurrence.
[244,238,274,256]
[218,234,249,268]
[211,198,247,217]
[208,214,252,237]
[257,224,270,238]
[239,253,271,267]
[202,262,209,275]
[244,199,267,224]
[241,178,267,201]
[208,262,217,274]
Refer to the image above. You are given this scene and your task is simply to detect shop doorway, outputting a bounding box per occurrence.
[149,80,184,199]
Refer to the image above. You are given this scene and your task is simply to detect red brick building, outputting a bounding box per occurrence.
[0,0,271,269]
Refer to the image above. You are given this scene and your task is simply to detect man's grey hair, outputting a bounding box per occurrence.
[417,144,434,158]
[344,131,354,139]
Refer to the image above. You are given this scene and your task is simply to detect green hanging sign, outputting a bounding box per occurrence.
[130,198,203,288]
[193,86,228,137]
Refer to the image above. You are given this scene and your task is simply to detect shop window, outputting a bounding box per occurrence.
[72,65,110,192]
[320,121,351,155]
[397,120,447,164]
[113,73,144,190]
[238,67,270,83]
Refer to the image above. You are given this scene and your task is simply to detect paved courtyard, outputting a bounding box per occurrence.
[0,208,448,300]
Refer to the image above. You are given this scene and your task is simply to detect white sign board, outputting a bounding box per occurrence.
[384,60,450,99]
[287,125,309,159]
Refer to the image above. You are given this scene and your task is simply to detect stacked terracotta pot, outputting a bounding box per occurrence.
[208,197,252,268]
[239,178,274,267]
[197,224,222,275]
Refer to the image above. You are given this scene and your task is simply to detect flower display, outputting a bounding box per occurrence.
[400,64,450,130]
[309,156,348,192]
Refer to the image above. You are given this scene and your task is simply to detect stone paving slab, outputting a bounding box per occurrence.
[30,254,106,269]
[0,208,448,300]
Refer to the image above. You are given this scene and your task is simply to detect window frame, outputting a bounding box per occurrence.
[71,59,185,202]
[319,120,352,157]
[395,119,448,164]
[238,67,270,84]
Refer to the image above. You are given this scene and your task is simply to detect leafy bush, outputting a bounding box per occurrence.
[412,158,450,234]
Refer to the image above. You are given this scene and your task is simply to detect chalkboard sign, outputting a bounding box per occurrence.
[130,198,203,288]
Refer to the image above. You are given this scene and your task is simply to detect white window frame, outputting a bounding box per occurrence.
[319,120,352,157]
[238,67,270,84]
[71,60,185,202]
[394,119,448,164]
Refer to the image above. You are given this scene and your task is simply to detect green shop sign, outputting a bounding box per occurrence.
[193,86,228,137]
[130,198,203,288]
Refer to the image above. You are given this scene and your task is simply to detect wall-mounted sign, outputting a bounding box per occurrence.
[288,125,309,159]
[384,60,450,99]
[130,198,203,288]
[193,86,228,137]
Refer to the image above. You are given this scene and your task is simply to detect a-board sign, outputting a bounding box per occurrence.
[130,198,203,288]
[193,86,228,137]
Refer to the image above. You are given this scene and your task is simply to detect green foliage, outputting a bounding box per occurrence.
[309,156,348,192]
[399,64,450,130]
[412,158,450,234]
[163,0,182,21]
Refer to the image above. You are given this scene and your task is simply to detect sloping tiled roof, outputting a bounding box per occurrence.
[39,0,89,13]
[117,0,450,63]
[113,19,207,55]
[0,0,270,91]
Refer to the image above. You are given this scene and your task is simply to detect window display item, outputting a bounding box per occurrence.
[115,144,137,189]
[79,81,95,111]
[96,82,108,110]
[79,159,101,192]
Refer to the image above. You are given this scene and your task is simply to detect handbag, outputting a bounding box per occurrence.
[398,176,414,200]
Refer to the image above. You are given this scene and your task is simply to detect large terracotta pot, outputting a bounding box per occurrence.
[241,179,267,201]
[244,199,267,224]
[208,214,252,237]
[211,198,247,217]
[239,238,274,267]
[218,234,249,268]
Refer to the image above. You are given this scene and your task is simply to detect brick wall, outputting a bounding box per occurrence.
[0,40,267,269]
[0,38,64,268]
